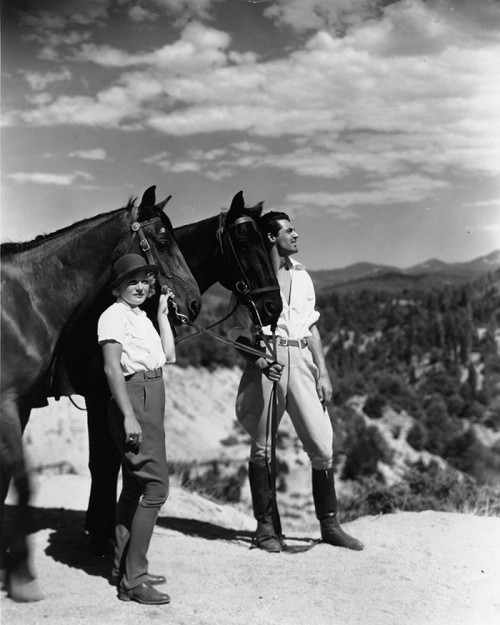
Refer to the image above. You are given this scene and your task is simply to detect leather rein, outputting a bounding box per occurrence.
[126,208,312,552]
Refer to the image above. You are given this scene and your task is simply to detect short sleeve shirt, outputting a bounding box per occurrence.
[97,300,166,375]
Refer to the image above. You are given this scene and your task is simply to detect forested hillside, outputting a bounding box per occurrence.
[172,265,500,517]
[316,269,500,497]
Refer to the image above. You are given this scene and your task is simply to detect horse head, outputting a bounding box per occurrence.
[218,191,282,330]
[127,186,201,321]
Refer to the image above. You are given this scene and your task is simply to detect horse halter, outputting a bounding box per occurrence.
[217,212,280,332]
[127,207,174,297]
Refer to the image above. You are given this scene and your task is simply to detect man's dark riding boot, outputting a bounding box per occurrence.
[248,463,281,553]
[312,468,364,551]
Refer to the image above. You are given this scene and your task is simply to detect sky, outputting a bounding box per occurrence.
[1,0,500,271]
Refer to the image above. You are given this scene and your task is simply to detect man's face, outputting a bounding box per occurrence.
[270,219,299,257]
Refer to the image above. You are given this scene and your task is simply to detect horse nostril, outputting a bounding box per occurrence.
[189,300,200,318]
[265,301,277,315]
[263,301,281,324]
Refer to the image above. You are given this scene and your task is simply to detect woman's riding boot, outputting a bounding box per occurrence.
[248,463,281,552]
[312,468,364,551]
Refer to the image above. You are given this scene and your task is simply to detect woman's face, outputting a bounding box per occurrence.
[117,271,151,307]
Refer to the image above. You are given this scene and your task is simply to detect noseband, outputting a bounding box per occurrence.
[217,213,280,331]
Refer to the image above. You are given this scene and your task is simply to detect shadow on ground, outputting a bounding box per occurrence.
[156,516,254,545]
[2,505,257,580]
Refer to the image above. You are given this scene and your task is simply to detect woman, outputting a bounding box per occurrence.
[97,253,175,605]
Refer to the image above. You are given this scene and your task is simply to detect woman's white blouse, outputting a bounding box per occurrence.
[98,300,166,374]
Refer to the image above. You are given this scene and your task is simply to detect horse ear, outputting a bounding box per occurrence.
[226,190,244,223]
[245,201,264,217]
[155,195,172,213]
[139,185,156,208]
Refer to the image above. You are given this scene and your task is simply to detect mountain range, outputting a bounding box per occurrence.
[309,249,500,293]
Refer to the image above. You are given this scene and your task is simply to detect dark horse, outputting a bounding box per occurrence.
[60,189,282,558]
[0,187,201,602]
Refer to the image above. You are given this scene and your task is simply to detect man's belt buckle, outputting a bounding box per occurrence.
[277,337,307,348]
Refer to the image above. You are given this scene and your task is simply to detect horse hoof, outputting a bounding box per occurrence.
[9,576,44,602]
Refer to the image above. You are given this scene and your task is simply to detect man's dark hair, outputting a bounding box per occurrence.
[258,211,291,238]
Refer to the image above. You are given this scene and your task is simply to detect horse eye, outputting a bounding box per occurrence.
[159,227,166,234]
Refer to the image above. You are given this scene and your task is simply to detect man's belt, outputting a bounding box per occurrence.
[262,336,308,348]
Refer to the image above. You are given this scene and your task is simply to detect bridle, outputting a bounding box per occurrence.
[216,212,280,333]
[172,210,280,361]
[126,205,179,296]
[125,207,279,342]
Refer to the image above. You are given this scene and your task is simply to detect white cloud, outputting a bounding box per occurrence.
[128,5,157,22]
[26,93,54,106]
[68,149,108,160]
[19,11,67,32]
[8,171,94,185]
[149,0,220,24]
[19,0,111,31]
[232,141,267,153]
[74,21,231,71]
[144,150,211,174]
[19,92,143,128]
[264,0,383,35]
[18,1,106,59]
[205,168,234,181]
[285,173,449,211]
[282,191,359,220]
[264,0,500,38]
[24,69,72,91]
[10,3,500,186]
[466,199,500,208]
[143,151,200,173]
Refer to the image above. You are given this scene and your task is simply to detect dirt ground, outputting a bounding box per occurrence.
[2,473,499,625]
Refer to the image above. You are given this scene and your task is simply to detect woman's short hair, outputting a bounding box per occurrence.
[111,273,157,299]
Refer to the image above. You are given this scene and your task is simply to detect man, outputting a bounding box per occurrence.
[227,211,363,552]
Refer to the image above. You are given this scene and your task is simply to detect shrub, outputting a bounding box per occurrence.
[342,425,394,480]
[170,460,247,503]
[338,462,500,521]
[363,393,385,419]
[406,421,427,451]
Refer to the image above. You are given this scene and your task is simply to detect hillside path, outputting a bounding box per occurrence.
[2,474,499,625]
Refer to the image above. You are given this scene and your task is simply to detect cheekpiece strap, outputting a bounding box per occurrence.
[216,209,228,251]
[129,205,156,266]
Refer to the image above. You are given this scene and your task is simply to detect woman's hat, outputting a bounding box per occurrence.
[109,254,158,291]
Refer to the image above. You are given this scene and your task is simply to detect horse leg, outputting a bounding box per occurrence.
[85,377,120,556]
[0,396,43,602]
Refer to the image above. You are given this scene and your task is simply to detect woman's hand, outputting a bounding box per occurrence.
[158,289,174,318]
[124,415,142,451]
[157,290,176,363]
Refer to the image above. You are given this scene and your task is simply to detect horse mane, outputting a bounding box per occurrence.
[1,198,137,256]
[175,213,220,239]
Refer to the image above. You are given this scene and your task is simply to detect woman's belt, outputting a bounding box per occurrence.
[124,367,163,381]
